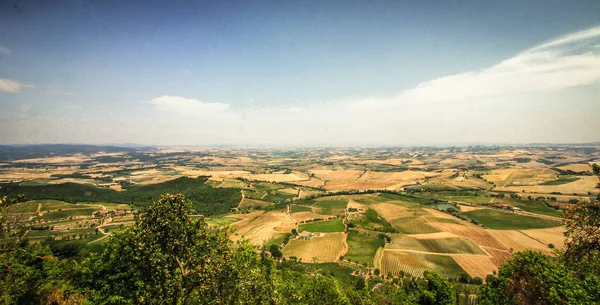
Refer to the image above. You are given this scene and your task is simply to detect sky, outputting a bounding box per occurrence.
[0,0,599,146]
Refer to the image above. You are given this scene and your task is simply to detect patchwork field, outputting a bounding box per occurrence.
[283,233,346,263]
[2,144,596,281]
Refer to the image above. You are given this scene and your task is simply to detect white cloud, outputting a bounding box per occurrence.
[149,95,231,116]
[0,79,34,93]
[0,45,9,55]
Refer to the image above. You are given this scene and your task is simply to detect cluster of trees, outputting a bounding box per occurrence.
[0,176,241,215]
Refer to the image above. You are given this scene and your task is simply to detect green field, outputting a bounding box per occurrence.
[344,230,385,266]
[313,199,347,216]
[298,220,345,233]
[510,200,563,217]
[390,217,440,234]
[6,201,40,213]
[290,204,312,213]
[265,233,291,248]
[463,209,562,230]
[205,216,242,227]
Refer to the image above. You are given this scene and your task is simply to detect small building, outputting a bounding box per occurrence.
[298,231,314,240]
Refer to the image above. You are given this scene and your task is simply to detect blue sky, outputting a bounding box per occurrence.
[1,0,599,145]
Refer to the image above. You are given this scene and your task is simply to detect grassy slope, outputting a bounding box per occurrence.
[345,230,385,266]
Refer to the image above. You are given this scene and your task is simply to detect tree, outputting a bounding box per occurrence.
[479,251,590,305]
[79,194,250,304]
[419,272,455,305]
[269,244,282,258]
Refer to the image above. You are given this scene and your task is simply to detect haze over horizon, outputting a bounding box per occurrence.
[1,0,599,146]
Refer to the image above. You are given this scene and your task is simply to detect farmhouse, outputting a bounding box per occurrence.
[298,231,314,240]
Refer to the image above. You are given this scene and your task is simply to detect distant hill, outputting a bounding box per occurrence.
[0,144,148,161]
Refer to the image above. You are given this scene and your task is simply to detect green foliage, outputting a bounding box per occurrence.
[269,244,282,258]
[479,251,591,305]
[0,176,241,215]
[348,208,397,233]
[419,272,456,305]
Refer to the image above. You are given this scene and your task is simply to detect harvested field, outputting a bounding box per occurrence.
[496,175,597,195]
[481,247,512,266]
[391,217,440,234]
[488,230,552,254]
[381,251,466,278]
[429,222,506,249]
[458,205,482,212]
[283,233,345,263]
[409,232,460,239]
[371,202,413,219]
[453,256,498,279]
[292,211,328,222]
[231,211,294,246]
[556,163,593,173]
[520,226,565,249]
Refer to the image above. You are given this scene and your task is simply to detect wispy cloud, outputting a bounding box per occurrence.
[0,45,9,55]
[0,79,34,93]
[149,95,231,116]
[352,26,600,110]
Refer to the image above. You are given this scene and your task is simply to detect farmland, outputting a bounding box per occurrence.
[1,144,597,282]
[381,251,467,278]
[283,233,346,263]
[463,209,562,230]
[298,219,345,233]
